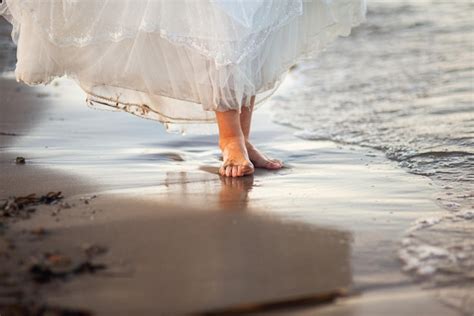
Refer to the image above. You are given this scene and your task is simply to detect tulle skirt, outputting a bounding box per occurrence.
[1,0,366,133]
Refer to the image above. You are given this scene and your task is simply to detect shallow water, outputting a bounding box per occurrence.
[270,0,473,312]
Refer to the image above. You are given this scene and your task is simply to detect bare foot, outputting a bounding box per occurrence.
[219,137,254,177]
[245,140,283,170]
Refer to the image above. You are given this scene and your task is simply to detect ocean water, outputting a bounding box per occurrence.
[270,0,474,312]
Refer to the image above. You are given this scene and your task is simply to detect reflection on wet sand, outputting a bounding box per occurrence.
[30,198,352,315]
[96,172,351,313]
[218,174,254,211]
[160,170,255,211]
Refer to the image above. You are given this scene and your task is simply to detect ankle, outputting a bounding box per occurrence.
[219,135,245,149]
[244,139,254,147]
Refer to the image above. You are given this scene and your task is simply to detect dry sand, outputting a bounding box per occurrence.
[0,77,460,315]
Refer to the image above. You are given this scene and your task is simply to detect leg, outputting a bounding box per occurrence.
[215,109,254,177]
[239,96,255,141]
[240,97,283,169]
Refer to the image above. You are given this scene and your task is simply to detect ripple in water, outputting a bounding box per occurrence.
[271,1,473,313]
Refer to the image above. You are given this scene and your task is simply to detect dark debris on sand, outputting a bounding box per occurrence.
[29,255,107,284]
[0,303,92,316]
[0,192,63,219]
[15,157,26,164]
[0,191,107,316]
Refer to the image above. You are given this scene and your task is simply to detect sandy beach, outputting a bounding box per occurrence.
[1,1,473,314]
[0,76,461,315]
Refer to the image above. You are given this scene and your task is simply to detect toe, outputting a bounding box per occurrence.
[265,160,283,169]
[225,165,232,177]
[272,159,284,168]
[237,165,244,177]
[271,159,283,166]
[242,163,255,175]
[232,166,239,177]
[219,165,226,176]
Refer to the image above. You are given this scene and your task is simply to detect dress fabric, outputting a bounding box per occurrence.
[0,0,366,133]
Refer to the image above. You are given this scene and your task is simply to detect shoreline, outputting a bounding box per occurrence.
[0,77,460,315]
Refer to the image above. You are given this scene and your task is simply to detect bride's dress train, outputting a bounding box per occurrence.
[1,0,366,133]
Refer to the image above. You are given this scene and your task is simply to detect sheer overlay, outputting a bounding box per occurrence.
[1,0,366,133]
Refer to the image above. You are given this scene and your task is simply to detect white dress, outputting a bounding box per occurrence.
[0,0,366,133]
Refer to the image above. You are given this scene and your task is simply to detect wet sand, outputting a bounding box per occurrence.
[0,76,461,315]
